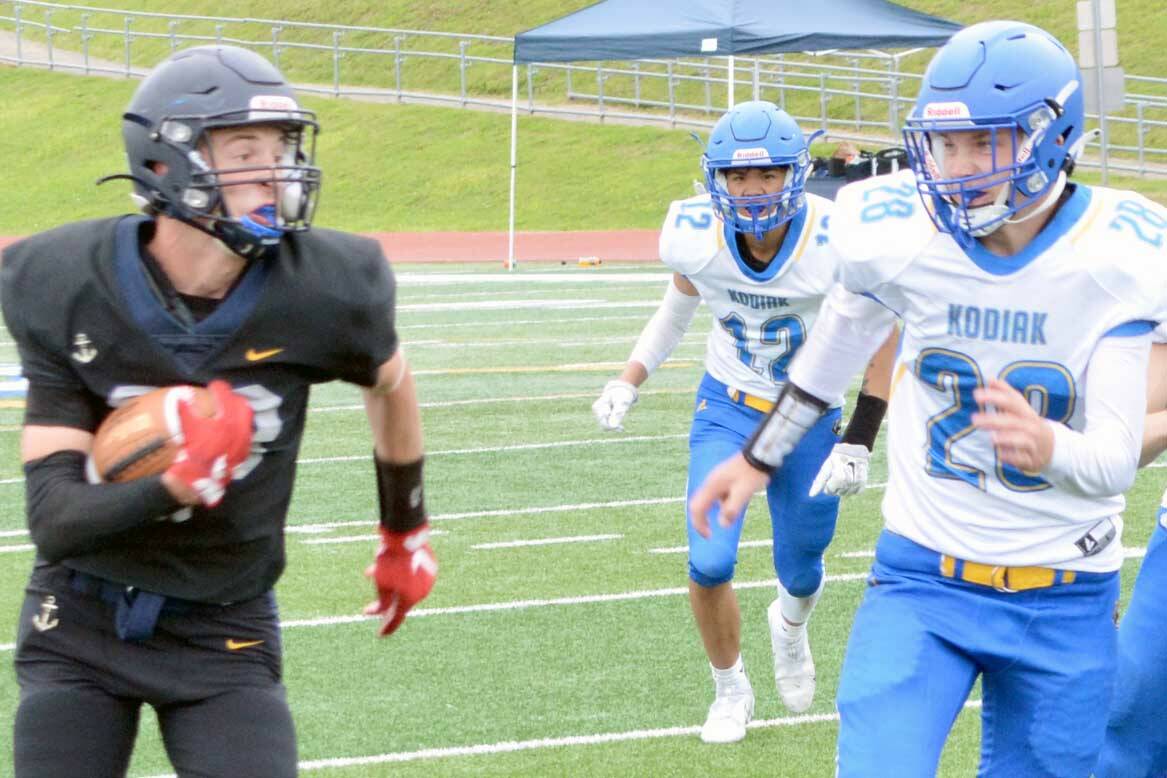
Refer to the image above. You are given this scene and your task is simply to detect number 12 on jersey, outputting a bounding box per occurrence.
[719,313,806,382]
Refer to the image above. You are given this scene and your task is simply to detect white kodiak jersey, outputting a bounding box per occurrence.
[832,170,1167,572]
[659,192,836,400]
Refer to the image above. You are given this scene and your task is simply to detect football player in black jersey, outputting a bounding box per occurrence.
[2,45,436,778]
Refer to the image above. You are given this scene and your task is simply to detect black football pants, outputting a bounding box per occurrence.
[13,563,297,777]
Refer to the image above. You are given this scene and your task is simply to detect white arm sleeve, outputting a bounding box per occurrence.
[787,284,898,404]
[1043,333,1150,496]
[628,278,701,374]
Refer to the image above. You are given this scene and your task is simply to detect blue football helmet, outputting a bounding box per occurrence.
[702,102,816,239]
[902,21,1087,246]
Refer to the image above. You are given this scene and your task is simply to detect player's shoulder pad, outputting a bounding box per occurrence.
[829,170,936,289]
[287,227,394,300]
[658,193,721,275]
[1,217,122,324]
[2,217,120,285]
[1074,186,1167,315]
[802,192,834,246]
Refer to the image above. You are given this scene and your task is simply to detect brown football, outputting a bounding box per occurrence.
[90,385,216,482]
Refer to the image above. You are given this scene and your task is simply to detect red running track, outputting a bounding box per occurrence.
[0,230,660,263]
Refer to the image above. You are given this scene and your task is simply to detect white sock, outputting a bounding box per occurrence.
[710,655,746,689]
[778,576,825,628]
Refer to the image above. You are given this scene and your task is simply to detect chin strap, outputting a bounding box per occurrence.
[1001,170,1068,228]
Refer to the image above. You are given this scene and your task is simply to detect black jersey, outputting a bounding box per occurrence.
[0,216,398,602]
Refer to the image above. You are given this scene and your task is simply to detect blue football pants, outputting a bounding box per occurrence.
[684,374,841,596]
[1097,515,1167,778]
[837,531,1119,778]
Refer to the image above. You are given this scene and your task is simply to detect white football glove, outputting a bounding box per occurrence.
[809,443,870,497]
[592,380,639,431]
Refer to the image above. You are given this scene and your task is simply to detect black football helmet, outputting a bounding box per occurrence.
[116,45,321,258]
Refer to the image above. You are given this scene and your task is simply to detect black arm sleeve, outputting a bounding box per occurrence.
[840,392,888,451]
[25,450,182,563]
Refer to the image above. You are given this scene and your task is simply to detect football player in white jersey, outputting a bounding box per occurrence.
[690,22,1166,775]
[1098,341,1167,777]
[592,101,895,744]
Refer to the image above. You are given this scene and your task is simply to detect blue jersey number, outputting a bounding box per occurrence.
[1109,199,1166,248]
[860,181,916,224]
[675,201,713,230]
[916,349,1076,492]
[719,313,806,382]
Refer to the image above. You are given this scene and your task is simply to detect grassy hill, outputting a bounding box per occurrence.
[0,0,1164,234]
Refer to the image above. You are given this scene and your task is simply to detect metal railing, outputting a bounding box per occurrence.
[2,0,1165,175]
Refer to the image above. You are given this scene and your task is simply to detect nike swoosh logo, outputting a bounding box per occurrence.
[245,348,284,362]
[225,639,265,650]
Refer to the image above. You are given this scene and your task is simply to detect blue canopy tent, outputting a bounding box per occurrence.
[506,0,962,267]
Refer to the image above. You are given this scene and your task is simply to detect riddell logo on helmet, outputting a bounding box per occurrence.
[731,147,770,162]
[923,102,971,119]
[249,95,298,120]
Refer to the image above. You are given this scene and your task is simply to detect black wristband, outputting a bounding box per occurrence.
[841,392,888,451]
[375,454,427,532]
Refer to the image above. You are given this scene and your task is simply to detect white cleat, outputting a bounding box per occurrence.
[768,599,816,713]
[699,682,755,744]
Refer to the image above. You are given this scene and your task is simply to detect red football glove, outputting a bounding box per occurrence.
[165,381,254,508]
[364,524,438,638]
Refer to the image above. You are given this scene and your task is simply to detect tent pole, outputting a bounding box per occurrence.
[727,54,735,108]
[507,65,519,270]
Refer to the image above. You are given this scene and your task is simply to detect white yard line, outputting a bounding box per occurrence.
[404,284,670,301]
[396,272,671,286]
[650,538,775,554]
[410,359,699,376]
[400,299,660,313]
[309,387,694,414]
[300,529,448,546]
[285,497,687,534]
[278,574,867,629]
[137,697,983,776]
[297,433,688,464]
[471,534,623,550]
[406,334,703,349]
[397,313,665,330]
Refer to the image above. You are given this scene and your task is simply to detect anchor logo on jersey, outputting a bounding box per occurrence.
[31,595,59,632]
[70,333,98,364]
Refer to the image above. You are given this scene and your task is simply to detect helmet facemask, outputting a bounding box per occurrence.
[132,106,321,259]
[705,163,807,240]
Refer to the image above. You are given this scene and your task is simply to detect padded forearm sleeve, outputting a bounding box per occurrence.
[743,383,830,471]
[628,278,701,374]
